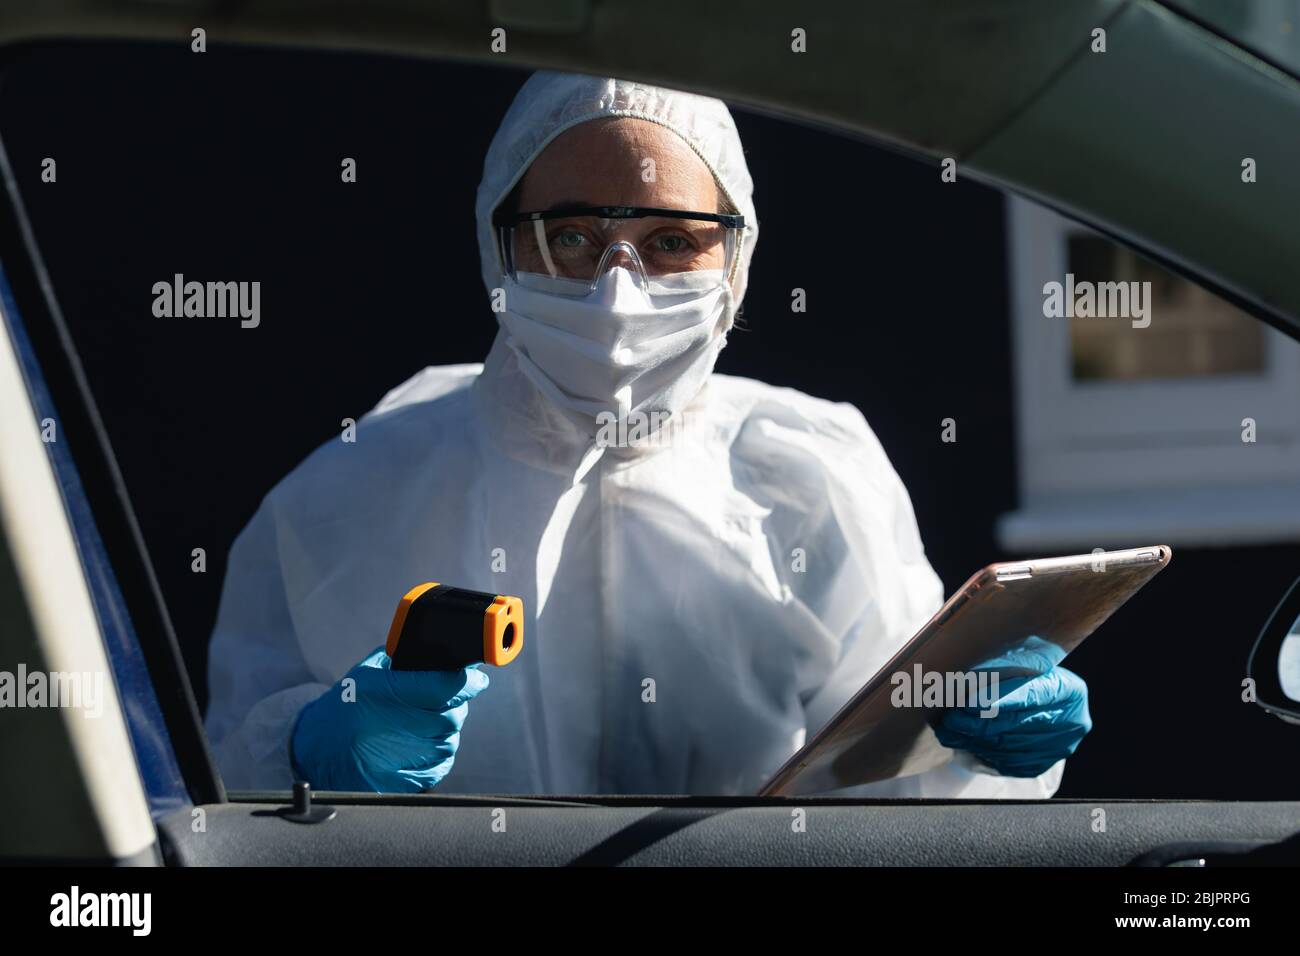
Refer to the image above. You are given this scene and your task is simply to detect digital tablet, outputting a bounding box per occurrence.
[757,546,1172,796]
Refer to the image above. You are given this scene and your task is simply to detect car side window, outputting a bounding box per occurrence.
[4,41,1297,802]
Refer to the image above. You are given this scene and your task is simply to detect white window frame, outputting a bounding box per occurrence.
[998,196,1300,551]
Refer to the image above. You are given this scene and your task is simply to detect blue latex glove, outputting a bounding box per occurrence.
[290,646,489,793]
[934,636,1092,778]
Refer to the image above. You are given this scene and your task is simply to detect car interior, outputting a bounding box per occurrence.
[1,0,1299,868]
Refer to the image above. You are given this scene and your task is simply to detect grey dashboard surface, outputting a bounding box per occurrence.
[160,800,1300,866]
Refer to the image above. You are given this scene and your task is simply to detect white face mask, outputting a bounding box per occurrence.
[498,267,734,435]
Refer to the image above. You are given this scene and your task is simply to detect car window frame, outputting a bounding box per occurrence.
[4,36,1299,809]
[0,97,223,809]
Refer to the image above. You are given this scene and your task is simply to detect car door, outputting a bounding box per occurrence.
[1,0,1298,871]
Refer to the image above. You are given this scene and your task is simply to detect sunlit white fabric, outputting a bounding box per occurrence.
[204,72,1063,798]
[500,267,732,435]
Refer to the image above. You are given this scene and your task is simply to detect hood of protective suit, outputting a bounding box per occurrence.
[472,73,760,470]
[475,72,759,306]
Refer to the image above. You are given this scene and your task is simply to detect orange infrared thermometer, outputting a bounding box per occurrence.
[385,583,523,671]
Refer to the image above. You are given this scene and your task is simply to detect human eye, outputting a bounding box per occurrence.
[652,232,692,255]
[552,227,588,248]
[546,221,599,259]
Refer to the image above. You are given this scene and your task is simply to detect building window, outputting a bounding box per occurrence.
[1066,235,1266,382]
[998,197,1300,552]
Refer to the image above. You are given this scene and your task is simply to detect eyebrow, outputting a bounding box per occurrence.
[543,199,592,212]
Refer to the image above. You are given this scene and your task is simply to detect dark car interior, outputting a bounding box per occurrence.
[2,0,1299,867]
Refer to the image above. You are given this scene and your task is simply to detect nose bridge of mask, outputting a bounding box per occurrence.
[593,240,650,292]
[589,263,654,318]
[572,266,732,356]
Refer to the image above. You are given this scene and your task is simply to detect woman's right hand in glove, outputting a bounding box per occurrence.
[290,646,489,793]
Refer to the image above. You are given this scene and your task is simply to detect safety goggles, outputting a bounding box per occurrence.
[494,205,745,296]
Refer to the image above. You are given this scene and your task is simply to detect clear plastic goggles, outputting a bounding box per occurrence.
[495,205,745,296]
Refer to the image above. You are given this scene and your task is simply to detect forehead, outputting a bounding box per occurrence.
[516,117,719,211]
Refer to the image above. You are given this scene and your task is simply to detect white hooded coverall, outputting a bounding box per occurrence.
[204,72,1063,798]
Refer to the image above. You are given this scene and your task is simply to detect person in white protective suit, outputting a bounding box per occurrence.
[204,72,1091,797]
